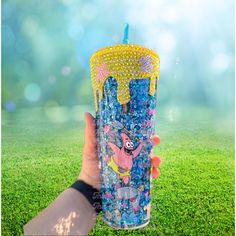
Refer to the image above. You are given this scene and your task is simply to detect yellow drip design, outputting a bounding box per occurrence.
[90,44,160,111]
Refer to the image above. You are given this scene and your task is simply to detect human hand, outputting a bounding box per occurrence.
[78,113,161,190]
[78,112,100,190]
[150,135,161,179]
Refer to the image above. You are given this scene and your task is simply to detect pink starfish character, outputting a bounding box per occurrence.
[107,132,143,184]
[96,62,109,82]
[140,55,154,73]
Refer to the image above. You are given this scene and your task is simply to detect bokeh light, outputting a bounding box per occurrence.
[61,66,71,76]
[4,101,16,112]
[211,53,231,74]
[24,83,41,102]
[1,0,234,117]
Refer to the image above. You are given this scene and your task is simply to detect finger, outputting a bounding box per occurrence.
[151,156,161,167]
[151,135,161,146]
[84,112,97,154]
[152,167,160,179]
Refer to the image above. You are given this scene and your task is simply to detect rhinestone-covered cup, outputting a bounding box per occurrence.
[90,44,160,229]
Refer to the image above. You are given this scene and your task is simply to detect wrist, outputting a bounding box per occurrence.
[70,179,102,214]
[78,170,100,190]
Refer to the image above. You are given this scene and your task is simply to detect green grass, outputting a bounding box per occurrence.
[2,107,234,235]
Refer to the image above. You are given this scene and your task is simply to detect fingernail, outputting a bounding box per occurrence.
[152,135,161,145]
[152,167,160,179]
[151,156,161,167]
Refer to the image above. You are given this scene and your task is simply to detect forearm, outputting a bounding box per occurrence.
[24,188,97,235]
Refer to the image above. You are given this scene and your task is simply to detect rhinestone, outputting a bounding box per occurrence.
[90,44,160,110]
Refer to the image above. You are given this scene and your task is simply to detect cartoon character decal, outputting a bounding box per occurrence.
[117,187,141,213]
[106,132,143,184]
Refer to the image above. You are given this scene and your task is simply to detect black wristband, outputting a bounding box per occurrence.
[70,180,102,214]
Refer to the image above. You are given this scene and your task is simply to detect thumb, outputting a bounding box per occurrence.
[83,112,97,154]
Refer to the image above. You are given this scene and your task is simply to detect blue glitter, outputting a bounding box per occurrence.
[96,77,157,228]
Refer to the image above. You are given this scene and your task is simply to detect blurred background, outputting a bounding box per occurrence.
[2,1,235,235]
[2,0,234,123]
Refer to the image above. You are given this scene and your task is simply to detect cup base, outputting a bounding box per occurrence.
[103,217,150,230]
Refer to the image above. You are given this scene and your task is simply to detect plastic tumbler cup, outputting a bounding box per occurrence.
[90,44,160,229]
